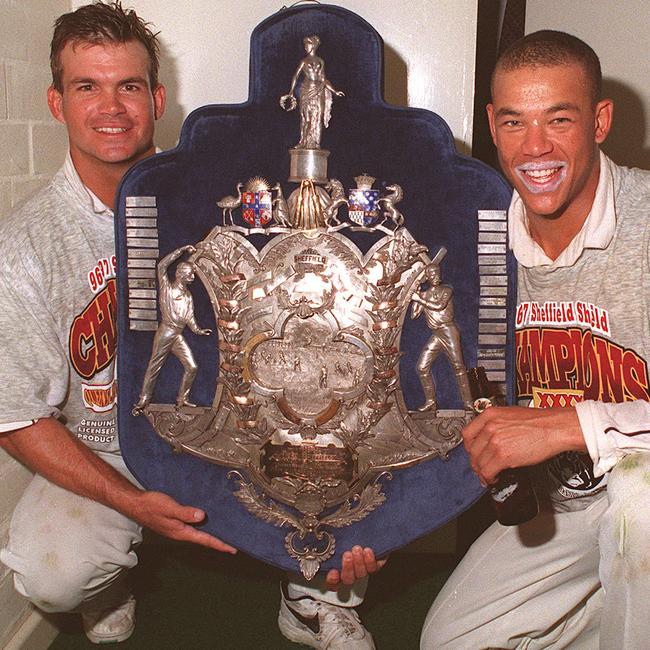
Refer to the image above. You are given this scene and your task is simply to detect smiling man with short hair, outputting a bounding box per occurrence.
[47,37,165,208]
[0,3,236,645]
[422,30,650,649]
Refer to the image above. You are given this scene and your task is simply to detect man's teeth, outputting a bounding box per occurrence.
[95,127,127,133]
[525,168,557,181]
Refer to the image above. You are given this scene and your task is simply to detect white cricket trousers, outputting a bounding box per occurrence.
[0,452,365,613]
[421,451,650,649]
[0,452,143,613]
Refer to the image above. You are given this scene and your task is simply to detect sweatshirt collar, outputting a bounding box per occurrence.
[62,151,113,217]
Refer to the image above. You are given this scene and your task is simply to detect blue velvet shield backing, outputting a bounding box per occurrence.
[115,4,514,572]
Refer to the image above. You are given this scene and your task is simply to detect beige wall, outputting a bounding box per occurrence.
[0,2,70,646]
[72,0,480,154]
[0,2,69,218]
[526,0,650,169]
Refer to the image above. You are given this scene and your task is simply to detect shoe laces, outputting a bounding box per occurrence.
[318,603,364,644]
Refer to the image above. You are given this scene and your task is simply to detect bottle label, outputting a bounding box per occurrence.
[473,397,493,413]
[491,481,518,503]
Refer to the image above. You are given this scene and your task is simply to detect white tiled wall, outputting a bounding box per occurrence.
[0,1,70,647]
[0,1,69,219]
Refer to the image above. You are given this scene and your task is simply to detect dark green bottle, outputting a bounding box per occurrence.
[467,367,539,526]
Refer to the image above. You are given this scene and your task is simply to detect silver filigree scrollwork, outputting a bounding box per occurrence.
[195,237,266,445]
[228,470,391,577]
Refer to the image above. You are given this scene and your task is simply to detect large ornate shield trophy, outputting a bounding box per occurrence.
[116,4,514,578]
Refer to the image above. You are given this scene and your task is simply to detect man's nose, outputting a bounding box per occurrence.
[98,90,126,116]
[521,124,552,157]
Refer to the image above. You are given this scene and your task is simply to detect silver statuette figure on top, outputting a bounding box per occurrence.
[280,35,344,202]
[280,34,344,150]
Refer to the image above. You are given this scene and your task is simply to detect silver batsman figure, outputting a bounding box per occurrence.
[134,245,211,411]
[411,262,474,412]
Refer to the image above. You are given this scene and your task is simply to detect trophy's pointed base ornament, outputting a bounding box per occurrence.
[133,34,481,579]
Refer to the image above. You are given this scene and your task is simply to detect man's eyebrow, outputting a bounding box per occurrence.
[68,77,97,85]
[68,76,149,86]
[494,106,521,119]
[494,102,582,119]
[119,76,149,86]
[546,102,581,113]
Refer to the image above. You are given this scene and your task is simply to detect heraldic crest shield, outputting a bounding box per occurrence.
[116,4,514,578]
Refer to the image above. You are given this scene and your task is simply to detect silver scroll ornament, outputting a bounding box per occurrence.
[133,36,475,580]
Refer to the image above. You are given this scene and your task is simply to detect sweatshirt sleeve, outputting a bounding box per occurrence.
[0,245,68,427]
[576,399,650,476]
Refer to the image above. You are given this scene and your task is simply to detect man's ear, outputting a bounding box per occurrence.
[486,103,497,145]
[47,85,65,124]
[153,84,166,120]
[594,98,613,145]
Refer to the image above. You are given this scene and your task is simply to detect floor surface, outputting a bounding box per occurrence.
[48,543,457,649]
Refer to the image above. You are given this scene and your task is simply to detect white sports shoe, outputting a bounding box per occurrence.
[82,594,136,644]
[278,585,375,649]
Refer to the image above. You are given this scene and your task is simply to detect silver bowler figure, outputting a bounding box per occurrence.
[280,34,344,149]
[411,263,474,412]
[134,245,211,411]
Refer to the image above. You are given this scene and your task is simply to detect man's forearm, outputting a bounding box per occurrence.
[0,417,142,514]
[1,417,237,553]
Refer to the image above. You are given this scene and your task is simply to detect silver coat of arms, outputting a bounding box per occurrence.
[132,36,475,579]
